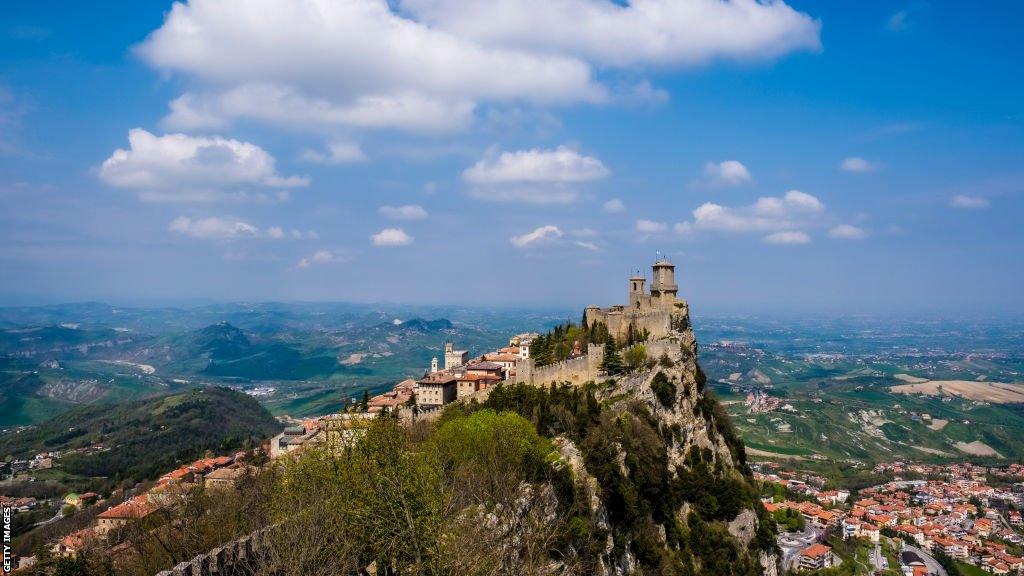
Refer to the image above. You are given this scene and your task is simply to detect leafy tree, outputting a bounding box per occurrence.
[623,344,647,371]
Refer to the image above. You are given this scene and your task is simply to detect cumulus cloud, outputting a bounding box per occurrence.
[949,195,990,209]
[296,249,349,268]
[404,0,821,67]
[763,230,810,245]
[379,205,429,220]
[135,0,818,133]
[299,141,368,164]
[371,227,414,246]
[99,129,307,202]
[510,225,562,248]
[636,219,667,234]
[676,190,825,235]
[464,145,608,204]
[840,157,878,173]
[603,198,625,213]
[168,216,259,239]
[464,145,608,184]
[702,160,752,186]
[828,224,867,240]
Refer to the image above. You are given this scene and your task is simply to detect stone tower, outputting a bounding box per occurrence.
[650,259,678,309]
[430,357,439,373]
[628,271,647,310]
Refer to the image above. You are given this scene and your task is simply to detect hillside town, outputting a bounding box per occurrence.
[756,461,1024,574]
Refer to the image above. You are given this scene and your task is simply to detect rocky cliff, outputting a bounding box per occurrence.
[540,321,781,576]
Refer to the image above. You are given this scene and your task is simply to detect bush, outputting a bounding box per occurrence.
[650,372,677,408]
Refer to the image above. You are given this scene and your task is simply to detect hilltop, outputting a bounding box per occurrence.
[0,386,280,489]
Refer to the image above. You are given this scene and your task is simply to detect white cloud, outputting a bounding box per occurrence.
[603,198,625,213]
[828,224,867,240]
[636,219,667,234]
[404,0,821,67]
[379,205,429,220]
[510,225,562,248]
[763,230,810,245]
[168,217,309,241]
[371,227,414,246]
[703,160,751,186]
[840,157,878,173]
[168,216,259,239]
[138,0,606,133]
[137,0,818,133]
[291,229,319,240]
[296,249,348,268]
[950,195,990,209]
[464,145,608,184]
[575,241,600,251]
[99,129,307,202]
[464,145,608,204]
[300,141,368,164]
[677,190,825,234]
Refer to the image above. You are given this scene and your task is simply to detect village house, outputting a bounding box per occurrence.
[798,543,833,571]
[416,373,458,409]
[95,497,159,536]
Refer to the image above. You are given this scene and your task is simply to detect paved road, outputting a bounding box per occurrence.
[777,526,822,572]
[33,507,63,528]
[902,544,948,576]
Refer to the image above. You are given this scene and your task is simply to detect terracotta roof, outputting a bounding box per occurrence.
[98,497,158,520]
[801,544,831,559]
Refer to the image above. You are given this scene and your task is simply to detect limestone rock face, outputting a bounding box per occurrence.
[552,313,780,575]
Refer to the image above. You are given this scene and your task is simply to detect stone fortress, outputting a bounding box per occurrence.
[584,257,689,342]
[517,258,688,387]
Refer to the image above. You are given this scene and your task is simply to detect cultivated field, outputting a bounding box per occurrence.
[890,379,1024,404]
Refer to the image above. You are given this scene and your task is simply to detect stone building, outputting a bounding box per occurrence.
[583,259,688,343]
[416,373,458,409]
[443,341,468,370]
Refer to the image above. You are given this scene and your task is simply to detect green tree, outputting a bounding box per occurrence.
[601,339,623,376]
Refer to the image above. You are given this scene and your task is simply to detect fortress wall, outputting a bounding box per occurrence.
[517,344,604,386]
[155,527,275,576]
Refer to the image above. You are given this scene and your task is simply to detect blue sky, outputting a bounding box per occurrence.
[0,0,1021,314]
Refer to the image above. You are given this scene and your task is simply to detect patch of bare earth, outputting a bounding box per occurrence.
[912,446,954,457]
[745,448,808,461]
[890,379,1024,403]
[954,441,1003,458]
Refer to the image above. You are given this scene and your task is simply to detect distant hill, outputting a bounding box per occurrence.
[0,387,281,485]
[380,318,453,332]
[191,321,252,359]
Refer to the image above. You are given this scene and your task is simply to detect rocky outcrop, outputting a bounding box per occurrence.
[551,312,780,575]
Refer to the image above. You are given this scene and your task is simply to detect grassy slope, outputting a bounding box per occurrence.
[0,387,282,486]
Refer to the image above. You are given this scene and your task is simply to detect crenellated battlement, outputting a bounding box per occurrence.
[516,343,603,386]
[584,259,688,343]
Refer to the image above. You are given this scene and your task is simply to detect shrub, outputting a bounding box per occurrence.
[650,372,677,408]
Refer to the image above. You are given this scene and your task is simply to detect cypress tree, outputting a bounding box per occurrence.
[601,339,623,375]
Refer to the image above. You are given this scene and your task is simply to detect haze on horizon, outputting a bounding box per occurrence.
[1,1,1021,314]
